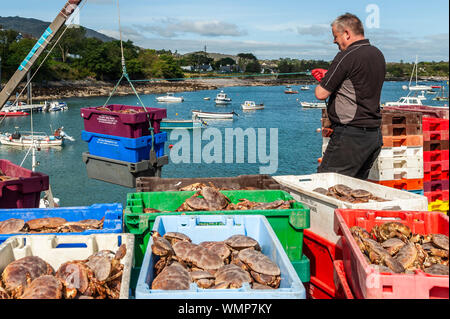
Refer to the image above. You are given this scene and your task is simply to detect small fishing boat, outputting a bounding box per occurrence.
[160,118,207,130]
[45,101,68,112]
[383,96,425,107]
[203,97,211,100]
[241,101,264,110]
[2,102,45,113]
[192,110,235,120]
[0,127,74,148]
[432,86,449,101]
[284,86,298,94]
[214,91,232,105]
[300,101,326,109]
[156,92,184,103]
[300,85,310,91]
[0,111,29,117]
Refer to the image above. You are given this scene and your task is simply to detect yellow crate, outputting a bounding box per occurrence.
[428,200,449,214]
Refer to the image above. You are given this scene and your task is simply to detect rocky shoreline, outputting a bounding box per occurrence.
[9,76,449,101]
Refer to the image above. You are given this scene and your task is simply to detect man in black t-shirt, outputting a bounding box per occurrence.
[313,13,386,180]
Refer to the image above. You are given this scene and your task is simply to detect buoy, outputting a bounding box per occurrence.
[317,157,322,163]
[316,128,321,133]
[169,144,174,149]
[176,113,178,116]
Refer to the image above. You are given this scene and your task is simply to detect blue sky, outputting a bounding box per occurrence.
[2,0,449,62]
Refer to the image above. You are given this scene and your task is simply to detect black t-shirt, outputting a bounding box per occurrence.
[320,39,386,128]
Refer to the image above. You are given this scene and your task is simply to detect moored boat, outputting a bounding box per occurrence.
[241,101,264,110]
[160,118,206,130]
[214,90,232,104]
[300,101,326,109]
[156,92,184,103]
[192,110,235,120]
[284,86,298,94]
[0,111,29,117]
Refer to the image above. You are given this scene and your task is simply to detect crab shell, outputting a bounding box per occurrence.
[424,264,449,276]
[213,264,252,289]
[332,184,353,197]
[163,232,192,245]
[190,270,215,289]
[224,234,261,251]
[432,234,449,251]
[0,218,25,234]
[362,238,404,273]
[395,242,418,270]
[199,241,231,262]
[1,256,55,297]
[381,238,406,256]
[350,189,372,199]
[19,275,63,299]
[152,262,190,290]
[237,248,281,288]
[25,217,67,231]
[172,241,224,273]
[56,261,92,298]
[200,186,230,210]
[151,233,174,257]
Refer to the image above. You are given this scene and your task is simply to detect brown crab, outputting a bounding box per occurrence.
[57,217,105,233]
[172,241,224,274]
[151,262,191,290]
[176,186,231,211]
[56,260,96,298]
[199,241,232,263]
[424,264,449,276]
[19,275,63,299]
[179,183,208,191]
[381,238,406,256]
[1,256,55,298]
[213,264,252,289]
[163,232,192,245]
[0,218,26,234]
[361,237,405,273]
[151,231,175,274]
[371,222,411,243]
[25,217,67,233]
[432,234,449,251]
[236,248,281,288]
[190,270,215,289]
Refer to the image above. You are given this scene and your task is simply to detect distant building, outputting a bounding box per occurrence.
[181,65,194,71]
[196,64,213,72]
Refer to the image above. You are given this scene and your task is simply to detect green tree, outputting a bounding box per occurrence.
[245,60,262,73]
[55,26,86,63]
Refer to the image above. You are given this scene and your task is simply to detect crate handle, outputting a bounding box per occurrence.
[298,178,312,182]
[377,207,402,212]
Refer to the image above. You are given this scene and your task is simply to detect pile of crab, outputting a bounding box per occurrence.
[313,184,387,203]
[96,107,145,114]
[0,244,127,299]
[0,217,105,234]
[150,232,281,290]
[351,222,449,275]
[143,185,295,213]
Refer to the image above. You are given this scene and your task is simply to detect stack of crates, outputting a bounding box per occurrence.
[423,117,449,213]
[367,110,424,193]
[80,104,168,188]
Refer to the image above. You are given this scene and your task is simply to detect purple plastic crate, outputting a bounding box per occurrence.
[0,160,49,209]
[80,104,167,137]
[424,180,449,193]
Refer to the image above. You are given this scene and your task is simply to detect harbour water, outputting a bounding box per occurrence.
[0,81,447,207]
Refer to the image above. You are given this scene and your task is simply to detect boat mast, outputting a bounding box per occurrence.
[0,0,84,110]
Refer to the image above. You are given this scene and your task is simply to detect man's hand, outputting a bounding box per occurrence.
[311,68,328,82]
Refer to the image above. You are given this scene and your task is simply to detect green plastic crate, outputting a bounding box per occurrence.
[124,190,310,269]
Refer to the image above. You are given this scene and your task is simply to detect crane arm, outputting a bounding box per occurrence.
[0,0,83,109]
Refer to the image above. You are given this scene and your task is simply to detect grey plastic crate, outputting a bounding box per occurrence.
[82,152,168,188]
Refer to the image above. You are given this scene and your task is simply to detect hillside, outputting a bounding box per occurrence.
[0,16,114,42]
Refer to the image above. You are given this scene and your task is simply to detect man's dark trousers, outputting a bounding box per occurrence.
[317,125,383,180]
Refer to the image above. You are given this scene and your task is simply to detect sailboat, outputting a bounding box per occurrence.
[405,56,433,92]
[433,85,449,101]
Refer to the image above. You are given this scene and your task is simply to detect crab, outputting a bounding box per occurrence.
[199,241,231,263]
[213,264,252,289]
[235,248,281,288]
[424,264,449,276]
[225,235,261,252]
[163,232,192,245]
[252,199,294,210]
[313,187,328,195]
[329,184,353,198]
[371,222,411,243]
[172,241,224,274]
[25,217,68,233]
[395,242,421,271]
[361,237,404,273]
[57,217,105,233]
[179,183,208,191]
[0,286,10,299]
[381,238,406,256]
[431,234,449,251]
[151,231,175,274]
[190,270,215,288]
[176,186,231,211]
[0,218,26,234]
[1,256,55,298]
[56,261,96,298]
[151,262,191,290]
[18,275,63,299]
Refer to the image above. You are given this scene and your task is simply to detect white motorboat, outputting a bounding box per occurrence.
[241,101,264,110]
[300,85,310,91]
[2,102,45,113]
[156,92,184,103]
[300,101,326,109]
[383,96,424,107]
[203,97,211,100]
[192,110,235,120]
[214,90,232,104]
[0,127,74,148]
[45,101,68,112]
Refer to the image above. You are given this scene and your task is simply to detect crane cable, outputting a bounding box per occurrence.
[102,0,155,156]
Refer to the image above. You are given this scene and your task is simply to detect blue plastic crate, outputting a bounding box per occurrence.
[0,203,123,244]
[135,214,306,299]
[407,189,424,196]
[81,130,166,163]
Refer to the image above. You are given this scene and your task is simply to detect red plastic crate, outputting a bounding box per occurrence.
[80,104,167,137]
[368,178,423,191]
[423,160,449,173]
[303,229,342,298]
[423,150,449,162]
[0,160,49,209]
[382,135,423,147]
[423,131,449,142]
[333,260,355,299]
[335,209,449,299]
[424,140,449,152]
[304,282,333,299]
[422,118,449,132]
[424,170,449,183]
[424,180,449,192]
[424,190,449,202]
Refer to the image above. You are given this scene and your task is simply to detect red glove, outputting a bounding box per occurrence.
[311,68,328,82]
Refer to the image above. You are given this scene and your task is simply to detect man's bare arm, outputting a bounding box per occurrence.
[315,84,332,100]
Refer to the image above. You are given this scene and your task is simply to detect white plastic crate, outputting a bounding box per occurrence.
[273,173,428,243]
[377,146,423,159]
[371,156,423,170]
[0,233,134,299]
[368,165,424,181]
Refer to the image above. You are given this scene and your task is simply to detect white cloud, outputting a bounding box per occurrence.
[296,24,330,36]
